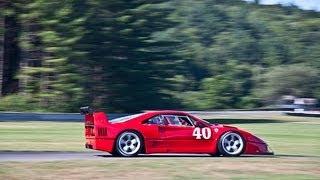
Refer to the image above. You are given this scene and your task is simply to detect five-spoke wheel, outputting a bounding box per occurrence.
[218,132,245,157]
[115,131,142,157]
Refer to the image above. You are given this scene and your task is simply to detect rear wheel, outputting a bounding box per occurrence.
[218,132,245,157]
[115,131,142,157]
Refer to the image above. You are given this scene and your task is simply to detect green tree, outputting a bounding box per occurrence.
[18,0,86,111]
[253,64,320,104]
[76,1,181,112]
[1,0,320,112]
[176,63,256,109]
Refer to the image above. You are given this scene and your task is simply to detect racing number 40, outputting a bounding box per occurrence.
[192,127,212,139]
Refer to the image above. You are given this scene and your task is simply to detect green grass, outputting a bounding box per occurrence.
[0,114,320,179]
[0,121,85,151]
[236,123,320,156]
[0,157,319,179]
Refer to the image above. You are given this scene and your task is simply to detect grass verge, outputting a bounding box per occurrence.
[0,157,319,179]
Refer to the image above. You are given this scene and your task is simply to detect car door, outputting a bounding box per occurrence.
[142,115,167,153]
[160,115,213,153]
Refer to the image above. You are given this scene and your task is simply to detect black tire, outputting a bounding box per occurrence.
[209,152,221,157]
[218,132,245,157]
[110,152,120,157]
[115,131,143,157]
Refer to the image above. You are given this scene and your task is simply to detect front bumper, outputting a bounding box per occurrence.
[244,141,274,155]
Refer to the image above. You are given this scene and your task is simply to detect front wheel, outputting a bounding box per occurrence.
[218,132,245,157]
[115,131,142,157]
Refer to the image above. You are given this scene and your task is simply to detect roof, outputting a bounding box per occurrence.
[143,110,188,114]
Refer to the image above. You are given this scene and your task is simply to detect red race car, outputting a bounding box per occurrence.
[80,107,273,157]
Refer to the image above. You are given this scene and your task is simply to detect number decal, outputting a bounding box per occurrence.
[201,127,212,139]
[192,127,212,139]
[192,127,202,139]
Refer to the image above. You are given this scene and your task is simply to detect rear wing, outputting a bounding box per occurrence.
[80,107,109,149]
[80,106,109,126]
[80,106,94,115]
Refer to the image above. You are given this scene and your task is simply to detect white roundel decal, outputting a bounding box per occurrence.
[192,127,212,139]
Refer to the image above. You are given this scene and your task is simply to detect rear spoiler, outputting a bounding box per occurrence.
[80,106,94,115]
[80,106,109,125]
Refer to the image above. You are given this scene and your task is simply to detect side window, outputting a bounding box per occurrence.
[146,116,164,125]
[165,116,181,126]
[178,116,193,126]
[163,115,194,126]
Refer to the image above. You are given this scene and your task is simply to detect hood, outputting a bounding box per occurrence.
[210,123,238,129]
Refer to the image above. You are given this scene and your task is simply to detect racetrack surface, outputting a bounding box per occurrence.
[0,151,217,162]
[0,151,281,162]
[0,151,102,162]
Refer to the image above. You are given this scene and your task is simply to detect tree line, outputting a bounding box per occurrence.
[0,0,319,112]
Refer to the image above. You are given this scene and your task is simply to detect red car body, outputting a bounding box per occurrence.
[82,108,273,156]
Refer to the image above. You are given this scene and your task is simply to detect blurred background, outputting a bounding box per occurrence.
[0,0,319,113]
[0,1,320,179]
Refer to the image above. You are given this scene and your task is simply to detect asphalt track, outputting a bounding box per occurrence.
[0,151,283,162]
[0,151,102,162]
[0,151,220,162]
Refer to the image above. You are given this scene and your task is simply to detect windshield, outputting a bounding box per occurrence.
[110,113,144,123]
[200,119,212,125]
[189,114,212,125]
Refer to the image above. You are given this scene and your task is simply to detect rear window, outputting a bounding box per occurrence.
[110,113,144,123]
